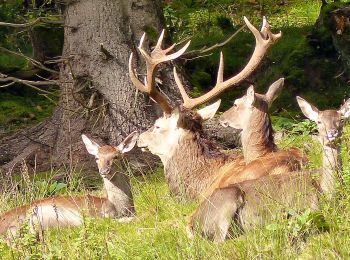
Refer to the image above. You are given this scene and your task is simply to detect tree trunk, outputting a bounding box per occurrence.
[0,0,173,173]
[0,0,240,174]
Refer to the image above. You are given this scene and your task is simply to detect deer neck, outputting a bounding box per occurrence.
[164,131,229,199]
[320,141,341,196]
[241,108,276,163]
[102,168,135,217]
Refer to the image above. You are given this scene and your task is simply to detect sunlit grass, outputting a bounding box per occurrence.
[1,124,350,258]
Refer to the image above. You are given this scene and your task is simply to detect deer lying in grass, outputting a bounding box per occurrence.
[129,17,283,200]
[187,97,350,242]
[0,132,138,243]
[207,83,306,192]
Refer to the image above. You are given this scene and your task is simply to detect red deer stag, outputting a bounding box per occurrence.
[129,17,282,200]
[0,132,138,243]
[187,96,350,242]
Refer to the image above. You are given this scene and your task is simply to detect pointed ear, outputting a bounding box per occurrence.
[338,97,350,118]
[246,85,255,106]
[117,131,139,153]
[265,78,284,106]
[197,99,221,121]
[82,134,100,156]
[296,96,319,121]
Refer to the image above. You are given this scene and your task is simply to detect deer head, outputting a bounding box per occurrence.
[137,102,220,161]
[219,78,284,130]
[82,131,139,177]
[129,18,281,162]
[296,96,350,145]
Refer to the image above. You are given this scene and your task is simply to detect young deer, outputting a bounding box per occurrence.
[0,132,138,242]
[211,83,305,189]
[187,97,350,242]
[129,17,282,200]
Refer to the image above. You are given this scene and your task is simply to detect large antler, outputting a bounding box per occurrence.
[174,16,282,110]
[129,30,190,114]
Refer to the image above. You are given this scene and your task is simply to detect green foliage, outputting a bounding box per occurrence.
[291,119,317,135]
[272,116,317,135]
[47,181,67,196]
[286,209,329,237]
[0,0,63,71]
[271,116,295,132]
[162,0,350,116]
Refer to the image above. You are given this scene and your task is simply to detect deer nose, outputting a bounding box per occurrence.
[100,167,111,176]
[327,129,338,140]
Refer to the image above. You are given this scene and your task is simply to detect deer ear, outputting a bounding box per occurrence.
[82,134,100,156]
[197,99,221,121]
[339,97,350,118]
[246,85,255,106]
[265,78,284,106]
[117,131,139,153]
[296,96,319,121]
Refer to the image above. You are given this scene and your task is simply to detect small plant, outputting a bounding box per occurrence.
[291,119,317,135]
[286,209,329,240]
[47,181,67,196]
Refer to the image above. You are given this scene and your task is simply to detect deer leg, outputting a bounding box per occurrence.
[188,185,244,242]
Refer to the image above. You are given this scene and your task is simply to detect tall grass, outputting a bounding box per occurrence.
[1,123,350,259]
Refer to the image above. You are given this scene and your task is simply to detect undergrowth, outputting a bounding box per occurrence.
[0,87,58,138]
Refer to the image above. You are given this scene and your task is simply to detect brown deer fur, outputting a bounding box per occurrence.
[188,96,350,242]
[201,80,305,197]
[138,80,305,200]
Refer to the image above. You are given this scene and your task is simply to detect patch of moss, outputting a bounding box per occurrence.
[0,87,57,137]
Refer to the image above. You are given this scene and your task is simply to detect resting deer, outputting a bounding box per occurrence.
[187,96,350,242]
[0,132,138,242]
[209,83,306,190]
[129,17,282,200]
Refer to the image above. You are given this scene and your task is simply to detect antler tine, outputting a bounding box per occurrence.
[173,16,282,110]
[153,29,177,55]
[138,32,146,49]
[244,16,282,45]
[164,43,176,54]
[173,67,191,105]
[129,30,191,114]
[216,52,224,85]
[129,53,147,92]
[154,29,165,51]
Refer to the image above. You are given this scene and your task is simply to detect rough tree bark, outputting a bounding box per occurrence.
[0,0,240,174]
[1,0,166,173]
